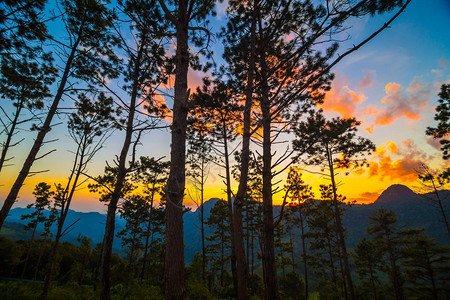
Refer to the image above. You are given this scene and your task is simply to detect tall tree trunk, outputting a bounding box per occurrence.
[164,3,189,298]
[99,41,142,300]
[0,24,84,229]
[201,162,206,281]
[42,139,87,298]
[327,149,355,300]
[299,207,309,299]
[232,2,258,297]
[259,32,279,299]
[223,120,238,296]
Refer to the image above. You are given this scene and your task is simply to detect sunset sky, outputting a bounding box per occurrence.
[0,0,449,212]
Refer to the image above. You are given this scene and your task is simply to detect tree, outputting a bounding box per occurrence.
[294,113,375,299]
[306,185,345,298]
[402,230,450,300]
[187,114,214,282]
[41,92,119,298]
[367,208,405,300]
[117,195,149,276]
[156,1,215,298]
[134,156,169,281]
[95,0,168,298]
[19,182,54,279]
[285,167,314,299]
[417,163,450,237]
[426,84,450,160]
[191,80,241,293]
[0,0,119,229]
[76,234,92,285]
[205,199,231,288]
[0,49,57,173]
[222,1,411,297]
[352,237,385,300]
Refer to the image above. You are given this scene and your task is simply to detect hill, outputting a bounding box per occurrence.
[1,185,448,262]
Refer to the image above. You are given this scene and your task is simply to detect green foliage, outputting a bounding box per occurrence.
[426,84,450,160]
[205,199,231,287]
[279,271,304,300]
[186,280,213,300]
[402,230,450,299]
[111,279,163,300]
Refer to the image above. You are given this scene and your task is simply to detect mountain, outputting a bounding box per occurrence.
[1,185,448,263]
[2,208,126,253]
[373,184,417,206]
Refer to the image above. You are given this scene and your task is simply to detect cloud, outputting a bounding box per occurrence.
[426,136,442,151]
[356,70,376,90]
[367,140,433,182]
[351,191,380,204]
[320,75,367,118]
[364,78,432,132]
[188,68,209,90]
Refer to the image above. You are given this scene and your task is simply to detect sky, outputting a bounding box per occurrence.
[0,0,449,213]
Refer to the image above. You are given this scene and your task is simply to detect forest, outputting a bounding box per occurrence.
[0,0,449,299]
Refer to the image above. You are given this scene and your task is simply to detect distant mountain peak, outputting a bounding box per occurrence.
[374,184,416,205]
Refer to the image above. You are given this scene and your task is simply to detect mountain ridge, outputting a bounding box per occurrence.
[2,184,448,262]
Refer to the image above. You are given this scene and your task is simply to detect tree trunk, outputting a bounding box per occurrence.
[259,36,279,300]
[0,99,23,173]
[42,139,86,298]
[299,207,309,299]
[430,178,450,236]
[0,25,83,229]
[327,149,355,300]
[223,120,239,296]
[201,163,206,282]
[99,39,142,300]
[231,2,258,297]
[164,3,189,298]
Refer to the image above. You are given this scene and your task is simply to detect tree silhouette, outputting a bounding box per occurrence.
[426,84,450,160]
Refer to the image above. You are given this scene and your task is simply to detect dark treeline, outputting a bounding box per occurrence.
[1,0,449,299]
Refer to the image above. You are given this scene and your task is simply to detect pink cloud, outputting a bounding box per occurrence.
[364,78,432,132]
[320,75,367,118]
[356,70,376,90]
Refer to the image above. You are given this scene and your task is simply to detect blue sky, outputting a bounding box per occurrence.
[0,0,449,212]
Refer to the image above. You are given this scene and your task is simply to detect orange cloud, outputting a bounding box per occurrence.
[320,75,367,118]
[351,191,380,204]
[365,79,432,132]
[368,140,433,182]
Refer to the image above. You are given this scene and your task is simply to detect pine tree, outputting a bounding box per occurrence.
[285,167,314,299]
[294,113,375,299]
[426,84,450,160]
[0,0,119,230]
[42,92,119,297]
[367,208,405,300]
[205,199,231,288]
[352,237,385,300]
[20,182,54,279]
[156,1,216,297]
[401,230,450,300]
